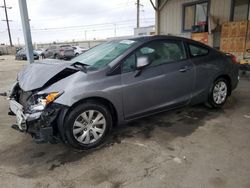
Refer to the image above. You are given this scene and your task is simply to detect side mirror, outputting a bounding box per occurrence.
[134,56,150,77]
[136,56,150,69]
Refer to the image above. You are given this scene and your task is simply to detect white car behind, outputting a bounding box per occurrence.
[73,46,88,56]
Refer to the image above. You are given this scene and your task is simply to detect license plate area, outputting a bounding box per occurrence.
[9,100,27,130]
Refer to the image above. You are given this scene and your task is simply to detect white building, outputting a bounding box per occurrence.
[154,0,249,48]
[134,25,155,36]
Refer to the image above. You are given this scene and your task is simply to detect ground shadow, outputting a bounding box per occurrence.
[0,103,230,178]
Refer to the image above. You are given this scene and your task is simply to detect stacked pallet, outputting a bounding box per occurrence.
[220,21,248,62]
[191,32,209,45]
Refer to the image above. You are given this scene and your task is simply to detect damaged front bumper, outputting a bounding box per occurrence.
[9,99,63,143]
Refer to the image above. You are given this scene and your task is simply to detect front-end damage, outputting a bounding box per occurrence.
[8,60,95,144]
[9,82,68,143]
[7,60,86,143]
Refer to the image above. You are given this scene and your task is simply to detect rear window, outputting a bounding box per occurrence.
[189,44,209,57]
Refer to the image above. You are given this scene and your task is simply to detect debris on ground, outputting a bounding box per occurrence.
[173,157,182,164]
[244,115,250,119]
[0,92,7,97]
[183,114,198,120]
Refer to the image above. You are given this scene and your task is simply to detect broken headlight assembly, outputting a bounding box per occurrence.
[29,91,64,112]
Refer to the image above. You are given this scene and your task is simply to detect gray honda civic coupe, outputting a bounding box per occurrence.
[9,35,239,149]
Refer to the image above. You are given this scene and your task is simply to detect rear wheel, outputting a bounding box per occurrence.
[54,54,60,59]
[64,101,112,149]
[206,78,229,108]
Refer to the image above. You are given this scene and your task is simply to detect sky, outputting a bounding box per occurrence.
[0,0,155,45]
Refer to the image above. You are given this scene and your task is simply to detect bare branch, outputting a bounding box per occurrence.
[150,0,157,11]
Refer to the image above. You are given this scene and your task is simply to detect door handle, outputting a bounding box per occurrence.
[179,66,192,72]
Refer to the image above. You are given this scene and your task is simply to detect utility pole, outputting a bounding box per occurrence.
[0,0,13,46]
[84,30,87,40]
[136,0,140,28]
[135,0,143,28]
[114,24,116,37]
[18,0,34,63]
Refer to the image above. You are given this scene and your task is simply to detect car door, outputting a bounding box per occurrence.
[44,47,51,58]
[187,43,214,103]
[121,40,195,120]
[50,46,56,58]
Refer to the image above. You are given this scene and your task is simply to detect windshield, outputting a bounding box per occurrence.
[71,39,137,69]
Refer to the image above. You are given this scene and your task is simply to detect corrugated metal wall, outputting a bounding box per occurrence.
[159,0,232,36]
[210,0,231,24]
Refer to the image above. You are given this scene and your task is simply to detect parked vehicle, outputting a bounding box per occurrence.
[9,36,239,149]
[15,48,39,60]
[34,48,44,56]
[73,46,88,56]
[41,45,75,60]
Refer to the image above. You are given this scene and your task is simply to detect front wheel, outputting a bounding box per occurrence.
[64,101,112,149]
[206,78,230,108]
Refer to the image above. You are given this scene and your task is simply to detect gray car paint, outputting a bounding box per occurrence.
[18,59,72,91]
[17,35,239,125]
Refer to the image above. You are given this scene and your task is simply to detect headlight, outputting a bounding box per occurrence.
[39,92,61,106]
[30,92,63,112]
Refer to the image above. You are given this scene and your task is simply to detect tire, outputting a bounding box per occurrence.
[75,53,79,56]
[41,54,45,59]
[206,78,230,108]
[64,101,113,149]
[54,54,60,59]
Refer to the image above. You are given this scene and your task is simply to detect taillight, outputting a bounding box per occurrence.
[226,53,239,64]
[231,55,239,64]
[59,48,63,54]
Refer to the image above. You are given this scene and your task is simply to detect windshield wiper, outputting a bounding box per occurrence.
[72,62,90,73]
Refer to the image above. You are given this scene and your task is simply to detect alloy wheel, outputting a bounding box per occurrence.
[73,110,106,144]
[213,81,228,104]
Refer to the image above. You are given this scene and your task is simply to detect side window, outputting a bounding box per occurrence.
[189,44,209,57]
[122,40,187,73]
[136,40,187,67]
[162,42,187,61]
[122,53,136,73]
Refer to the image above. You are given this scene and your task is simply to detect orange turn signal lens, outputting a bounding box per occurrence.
[45,92,60,104]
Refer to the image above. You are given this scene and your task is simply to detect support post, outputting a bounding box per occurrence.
[18,0,34,63]
[136,0,140,28]
[3,0,12,46]
[156,0,160,35]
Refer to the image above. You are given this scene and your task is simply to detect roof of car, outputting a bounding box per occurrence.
[127,35,193,42]
[122,35,212,49]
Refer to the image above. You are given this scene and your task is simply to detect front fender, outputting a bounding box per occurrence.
[41,70,124,124]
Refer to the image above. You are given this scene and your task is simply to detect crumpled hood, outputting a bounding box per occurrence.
[18,59,77,91]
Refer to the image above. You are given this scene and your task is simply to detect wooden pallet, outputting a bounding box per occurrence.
[240,59,250,65]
